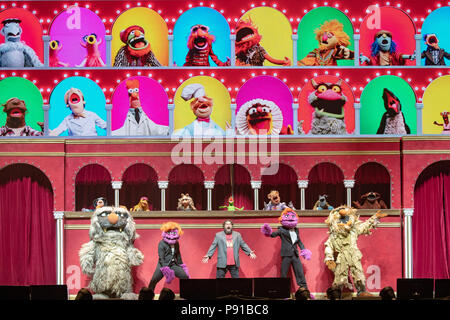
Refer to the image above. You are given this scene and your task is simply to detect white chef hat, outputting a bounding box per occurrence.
[181,83,205,101]
[236,98,283,135]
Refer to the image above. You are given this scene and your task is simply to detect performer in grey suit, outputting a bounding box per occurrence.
[202,220,257,278]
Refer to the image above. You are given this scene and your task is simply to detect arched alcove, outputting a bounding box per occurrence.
[261,163,298,209]
[75,164,113,211]
[214,164,252,210]
[167,164,206,210]
[0,164,54,285]
[306,162,345,209]
[352,162,391,208]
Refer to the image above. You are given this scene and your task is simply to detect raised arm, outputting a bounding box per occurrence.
[356,211,387,235]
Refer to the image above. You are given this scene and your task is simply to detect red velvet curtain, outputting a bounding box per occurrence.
[214,164,252,210]
[260,164,298,209]
[0,164,55,285]
[306,163,345,209]
[352,162,391,208]
[413,161,450,279]
[120,164,160,210]
[75,164,114,211]
[167,164,206,210]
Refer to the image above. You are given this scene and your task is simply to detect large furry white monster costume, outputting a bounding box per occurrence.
[79,206,144,299]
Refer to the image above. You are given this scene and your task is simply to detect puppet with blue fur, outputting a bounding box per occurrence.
[360,30,415,66]
[0,18,43,67]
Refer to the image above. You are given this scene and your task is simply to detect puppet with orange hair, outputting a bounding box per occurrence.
[148,222,189,291]
[235,17,291,66]
[299,20,354,66]
[184,24,230,66]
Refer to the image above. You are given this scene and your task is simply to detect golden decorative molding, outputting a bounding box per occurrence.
[0,152,65,157]
[403,150,450,155]
[65,222,400,230]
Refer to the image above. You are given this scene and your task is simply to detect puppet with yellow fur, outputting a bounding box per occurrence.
[299,20,354,66]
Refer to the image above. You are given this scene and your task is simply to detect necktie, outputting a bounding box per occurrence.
[134,109,140,123]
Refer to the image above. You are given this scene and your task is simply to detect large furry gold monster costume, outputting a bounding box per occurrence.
[79,206,144,299]
[324,206,387,296]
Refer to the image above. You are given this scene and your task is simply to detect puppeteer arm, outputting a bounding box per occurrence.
[49,118,68,136]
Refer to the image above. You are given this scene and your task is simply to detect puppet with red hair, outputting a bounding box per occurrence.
[299,20,354,66]
[184,24,230,66]
[148,222,189,291]
[261,208,311,291]
[114,25,161,67]
[235,17,291,66]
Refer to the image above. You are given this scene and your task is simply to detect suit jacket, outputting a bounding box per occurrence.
[421,48,450,66]
[157,240,183,267]
[270,226,305,257]
[206,231,252,268]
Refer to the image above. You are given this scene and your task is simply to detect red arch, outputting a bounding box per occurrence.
[75,163,113,211]
[307,162,345,209]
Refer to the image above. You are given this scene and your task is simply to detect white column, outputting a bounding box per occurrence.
[43,35,50,67]
[111,181,123,207]
[168,35,174,66]
[292,34,298,65]
[105,35,113,66]
[230,34,236,66]
[53,211,64,285]
[105,104,112,136]
[204,181,215,211]
[297,180,309,210]
[416,103,424,135]
[354,34,360,66]
[168,104,175,134]
[43,104,50,136]
[403,208,414,278]
[293,103,299,136]
[158,181,169,211]
[251,180,262,210]
[230,104,237,130]
[343,180,355,206]
[414,34,421,66]
[354,103,361,135]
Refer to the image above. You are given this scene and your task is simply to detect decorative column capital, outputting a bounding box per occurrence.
[168,35,174,41]
[292,103,299,110]
[53,211,64,220]
[111,181,123,190]
[344,180,355,188]
[353,34,360,40]
[297,180,309,189]
[403,208,414,217]
[292,34,298,41]
[204,181,215,189]
[158,181,169,189]
[415,103,424,110]
[230,34,236,41]
[353,103,361,110]
[414,34,422,40]
[250,180,262,189]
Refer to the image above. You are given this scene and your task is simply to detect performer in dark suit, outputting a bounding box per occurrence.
[421,34,450,66]
[202,220,257,278]
[261,208,311,289]
[149,222,189,290]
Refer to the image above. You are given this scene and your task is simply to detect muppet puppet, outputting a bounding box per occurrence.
[360,30,415,66]
[433,111,450,134]
[353,192,387,209]
[235,17,291,66]
[173,83,226,137]
[177,193,196,211]
[264,190,295,211]
[49,40,69,67]
[298,20,354,66]
[130,196,151,212]
[184,24,230,66]
[50,87,107,136]
[324,206,387,296]
[313,194,334,210]
[261,208,312,290]
[148,222,189,291]
[377,88,410,135]
[79,206,144,299]
[0,97,43,136]
[112,79,169,136]
[77,33,105,67]
[219,197,244,211]
[114,25,161,67]
[0,18,43,67]
[308,78,347,135]
[235,99,293,135]
[421,34,450,66]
